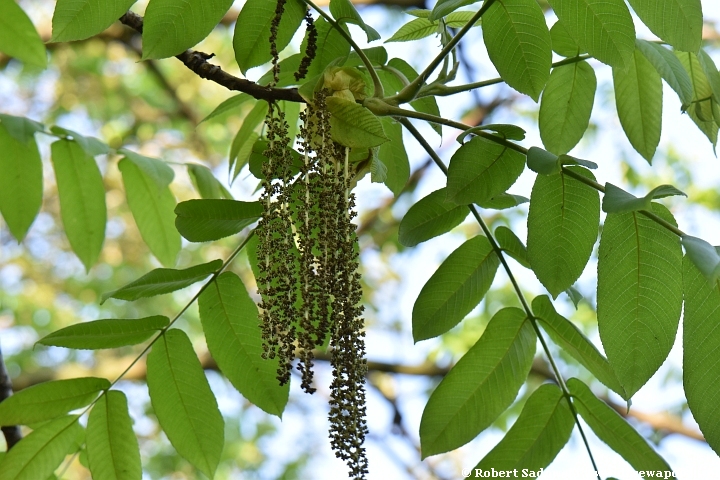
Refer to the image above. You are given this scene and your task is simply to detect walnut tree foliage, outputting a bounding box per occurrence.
[0,0,718,479]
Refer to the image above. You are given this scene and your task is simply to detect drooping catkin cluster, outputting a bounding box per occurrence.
[257,90,368,479]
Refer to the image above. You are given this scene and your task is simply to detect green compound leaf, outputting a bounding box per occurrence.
[635,40,693,107]
[527,166,600,298]
[682,235,720,283]
[495,225,530,268]
[37,316,169,350]
[446,136,526,205]
[0,0,47,67]
[0,123,43,242]
[51,139,107,271]
[613,48,662,163]
[539,61,596,155]
[676,51,718,145]
[101,259,222,303]
[147,330,224,479]
[626,0,702,53]
[473,384,574,472]
[199,272,289,417]
[199,93,252,124]
[330,0,380,42]
[413,235,500,342]
[533,295,626,398]
[386,18,437,43]
[142,0,234,59]
[602,182,686,214]
[175,199,262,242]
[398,188,469,247]
[0,114,44,144]
[326,96,389,148]
[87,391,141,480]
[547,0,635,71]
[0,416,83,480]
[51,0,137,42]
[420,308,536,458]
[233,0,305,74]
[483,0,551,101]
[378,118,410,196]
[0,377,109,426]
[187,164,233,200]
[683,252,720,455]
[597,204,682,397]
[118,156,180,267]
[550,20,583,57]
[430,0,479,21]
[568,378,672,471]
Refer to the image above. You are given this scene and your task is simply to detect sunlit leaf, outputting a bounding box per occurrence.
[495,226,530,268]
[625,0,702,53]
[0,0,47,67]
[229,101,269,179]
[550,21,582,57]
[378,118,410,196]
[326,97,388,148]
[430,0,479,20]
[87,391,141,480]
[398,188,469,247]
[420,308,535,457]
[199,93,252,124]
[101,260,222,303]
[199,272,289,416]
[52,0,137,42]
[330,0,380,42]
[0,114,44,144]
[147,330,224,478]
[187,164,233,200]
[37,316,169,350]
[413,235,499,341]
[386,18,437,43]
[635,40,693,107]
[676,51,718,145]
[175,199,261,242]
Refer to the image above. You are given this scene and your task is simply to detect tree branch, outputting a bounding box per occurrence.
[0,345,22,450]
[118,11,304,104]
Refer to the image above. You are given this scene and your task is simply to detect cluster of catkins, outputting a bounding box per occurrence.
[256,4,369,478]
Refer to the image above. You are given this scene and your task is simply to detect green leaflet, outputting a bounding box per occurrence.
[199,272,289,417]
[635,40,693,107]
[526,147,561,175]
[0,114,44,144]
[539,61,596,155]
[0,123,43,241]
[550,21,582,57]
[527,166,600,298]
[683,254,720,455]
[386,58,442,135]
[613,48,663,163]
[229,101,269,180]
[602,183,686,214]
[142,0,234,59]
[483,0,552,101]
[199,93,252,124]
[0,416,83,480]
[547,0,635,71]
[445,136,526,205]
[412,235,500,342]
[473,384,574,472]
[50,126,111,157]
[175,199,262,242]
[118,157,180,267]
[233,0,305,73]
[495,226,530,268]
[37,316,169,350]
[330,0,380,42]
[676,51,718,145]
[87,391,141,480]
[398,188,469,247]
[299,18,351,79]
[326,97,389,148]
[147,329,224,478]
[626,0,702,53]
[568,378,672,471]
[597,203,682,397]
[51,0,137,42]
[377,118,410,196]
[101,259,222,303]
[51,139,107,271]
[458,124,526,143]
[118,149,174,187]
[420,308,536,457]
[0,377,109,426]
[0,0,46,67]
[430,0,479,20]
[682,235,720,283]
[187,164,233,200]
[532,295,626,398]
[477,193,529,210]
[386,18,437,42]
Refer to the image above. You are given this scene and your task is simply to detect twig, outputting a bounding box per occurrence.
[0,345,22,449]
